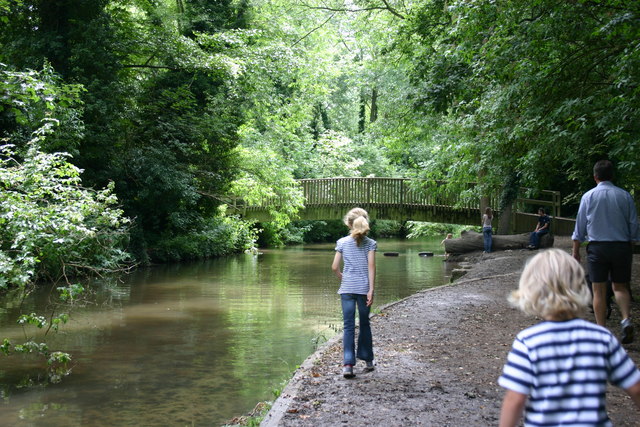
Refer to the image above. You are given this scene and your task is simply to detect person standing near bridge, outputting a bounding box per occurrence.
[482,207,493,253]
[572,159,639,344]
[332,207,376,378]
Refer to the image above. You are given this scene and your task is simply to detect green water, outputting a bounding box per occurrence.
[0,237,454,426]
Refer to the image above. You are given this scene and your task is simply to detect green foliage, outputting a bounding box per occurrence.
[0,63,85,154]
[57,284,84,303]
[1,1,248,262]
[2,0,638,263]
[151,213,258,262]
[0,63,128,385]
[256,222,287,247]
[263,221,313,246]
[290,220,345,244]
[17,313,47,329]
[0,131,131,288]
[293,131,364,178]
[283,220,346,244]
[100,6,247,260]
[394,0,640,202]
[371,220,405,238]
[228,145,305,230]
[406,222,475,239]
[1,336,72,384]
[269,219,406,246]
[3,307,73,383]
[116,71,241,256]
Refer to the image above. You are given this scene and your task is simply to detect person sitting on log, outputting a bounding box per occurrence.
[527,207,551,249]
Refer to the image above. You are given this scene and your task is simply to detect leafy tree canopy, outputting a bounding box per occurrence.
[393,0,640,207]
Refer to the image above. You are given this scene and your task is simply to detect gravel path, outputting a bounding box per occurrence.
[261,237,640,426]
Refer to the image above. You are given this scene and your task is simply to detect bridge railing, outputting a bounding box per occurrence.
[514,189,562,217]
[297,177,490,209]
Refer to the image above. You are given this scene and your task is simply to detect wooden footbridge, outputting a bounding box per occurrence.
[226,177,572,233]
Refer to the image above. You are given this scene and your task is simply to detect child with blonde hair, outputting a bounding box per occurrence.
[332,207,376,378]
[499,249,640,426]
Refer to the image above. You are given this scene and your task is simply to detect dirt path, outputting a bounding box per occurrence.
[260,237,640,426]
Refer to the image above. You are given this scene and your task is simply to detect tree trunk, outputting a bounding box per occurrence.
[358,88,366,133]
[478,168,490,224]
[497,171,519,235]
[370,87,378,123]
[498,202,512,235]
[444,230,554,254]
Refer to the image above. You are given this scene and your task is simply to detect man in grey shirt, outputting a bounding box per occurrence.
[572,160,639,344]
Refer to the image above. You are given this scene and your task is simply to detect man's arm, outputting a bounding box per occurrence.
[572,240,581,262]
[572,195,588,243]
[627,194,639,241]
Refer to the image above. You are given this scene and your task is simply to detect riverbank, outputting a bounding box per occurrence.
[259,236,640,426]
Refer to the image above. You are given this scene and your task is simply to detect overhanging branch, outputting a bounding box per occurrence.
[120,64,179,71]
[301,2,405,19]
[292,12,337,47]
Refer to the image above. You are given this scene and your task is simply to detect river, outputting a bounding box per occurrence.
[0,237,455,426]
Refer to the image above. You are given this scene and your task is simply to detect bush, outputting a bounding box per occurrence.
[405,222,477,239]
[0,125,132,385]
[151,215,258,262]
[297,220,345,244]
[370,220,405,238]
[262,219,407,246]
[0,132,132,289]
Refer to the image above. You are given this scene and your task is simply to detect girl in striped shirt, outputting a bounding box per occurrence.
[499,249,640,426]
[332,208,376,378]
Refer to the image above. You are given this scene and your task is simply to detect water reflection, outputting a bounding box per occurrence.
[0,237,452,426]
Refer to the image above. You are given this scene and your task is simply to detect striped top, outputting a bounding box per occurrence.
[499,318,640,426]
[335,235,376,295]
[482,213,492,228]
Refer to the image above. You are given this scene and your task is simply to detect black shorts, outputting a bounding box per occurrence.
[587,241,633,283]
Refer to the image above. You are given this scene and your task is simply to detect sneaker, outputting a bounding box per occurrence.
[343,365,355,379]
[621,318,634,344]
[364,360,375,372]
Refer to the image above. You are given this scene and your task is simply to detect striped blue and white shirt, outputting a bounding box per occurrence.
[499,318,640,426]
[335,235,376,295]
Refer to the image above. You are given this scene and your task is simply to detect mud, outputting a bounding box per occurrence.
[261,237,640,426]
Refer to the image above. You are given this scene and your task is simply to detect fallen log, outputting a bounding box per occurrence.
[444,230,554,254]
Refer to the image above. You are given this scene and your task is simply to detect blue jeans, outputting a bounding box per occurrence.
[529,229,548,248]
[340,293,373,366]
[482,227,492,252]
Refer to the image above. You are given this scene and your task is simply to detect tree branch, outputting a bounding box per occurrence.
[301,2,405,19]
[292,12,337,47]
[379,0,405,19]
[120,64,179,71]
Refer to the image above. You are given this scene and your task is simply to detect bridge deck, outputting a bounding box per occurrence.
[228,177,568,232]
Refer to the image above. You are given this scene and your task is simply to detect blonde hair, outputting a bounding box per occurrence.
[344,207,370,246]
[509,249,591,320]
